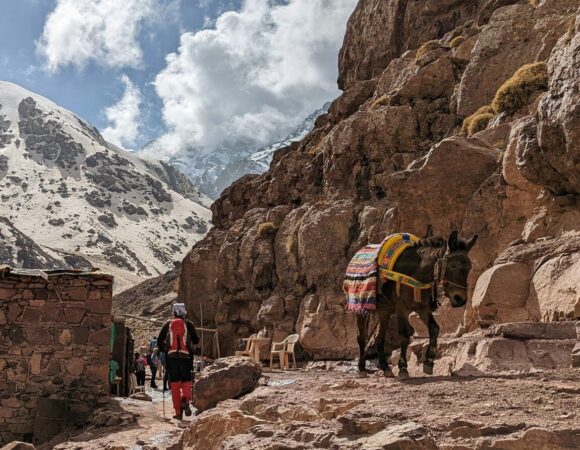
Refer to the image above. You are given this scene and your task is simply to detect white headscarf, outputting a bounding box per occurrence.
[172,303,186,317]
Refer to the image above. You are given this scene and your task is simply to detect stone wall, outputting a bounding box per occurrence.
[0,268,113,445]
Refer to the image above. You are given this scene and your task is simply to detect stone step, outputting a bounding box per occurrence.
[484,321,578,340]
[406,327,577,377]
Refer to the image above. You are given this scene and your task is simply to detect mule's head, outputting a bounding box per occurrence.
[441,231,478,308]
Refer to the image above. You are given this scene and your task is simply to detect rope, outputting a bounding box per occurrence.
[379,268,432,303]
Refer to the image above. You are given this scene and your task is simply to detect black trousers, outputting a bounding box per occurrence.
[163,369,169,389]
[150,365,158,386]
[136,371,146,386]
[166,356,193,383]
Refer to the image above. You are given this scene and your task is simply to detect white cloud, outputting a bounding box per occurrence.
[102,75,143,149]
[37,0,161,71]
[153,0,357,157]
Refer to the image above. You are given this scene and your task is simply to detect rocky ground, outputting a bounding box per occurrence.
[36,362,579,450]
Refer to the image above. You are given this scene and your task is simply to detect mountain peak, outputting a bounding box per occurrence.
[0,81,211,291]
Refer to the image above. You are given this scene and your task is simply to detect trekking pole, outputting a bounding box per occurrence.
[162,382,166,419]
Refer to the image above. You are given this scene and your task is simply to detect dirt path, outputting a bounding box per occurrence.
[45,364,579,449]
[39,384,191,450]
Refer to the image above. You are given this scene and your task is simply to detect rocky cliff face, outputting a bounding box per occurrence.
[179,0,580,358]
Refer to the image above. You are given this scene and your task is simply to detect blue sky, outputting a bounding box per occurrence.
[0,0,356,154]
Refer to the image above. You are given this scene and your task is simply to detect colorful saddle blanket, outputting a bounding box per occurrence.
[344,233,420,314]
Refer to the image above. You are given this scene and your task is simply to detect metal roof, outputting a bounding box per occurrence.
[0,266,108,280]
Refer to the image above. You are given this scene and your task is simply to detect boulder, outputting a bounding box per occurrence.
[488,233,580,322]
[357,422,436,450]
[530,252,580,321]
[193,357,261,412]
[486,427,580,450]
[129,392,152,402]
[182,410,264,450]
[472,262,531,324]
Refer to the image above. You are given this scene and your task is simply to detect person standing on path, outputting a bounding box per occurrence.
[157,303,199,420]
[148,349,160,389]
[134,352,147,386]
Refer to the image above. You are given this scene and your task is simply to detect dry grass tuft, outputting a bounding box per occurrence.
[492,62,548,114]
[416,40,443,59]
[258,222,278,237]
[449,29,463,40]
[450,36,467,48]
[462,105,495,136]
[468,113,495,136]
[372,95,391,108]
[529,0,540,7]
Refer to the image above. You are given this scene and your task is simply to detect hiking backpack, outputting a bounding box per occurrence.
[135,358,145,372]
[164,318,195,355]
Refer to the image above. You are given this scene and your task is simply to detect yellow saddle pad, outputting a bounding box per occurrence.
[377,233,432,302]
[377,233,420,270]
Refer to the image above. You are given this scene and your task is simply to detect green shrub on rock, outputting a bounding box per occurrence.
[372,95,391,108]
[449,28,463,40]
[468,112,495,136]
[462,105,495,136]
[258,222,278,237]
[492,62,548,115]
[450,36,467,48]
[416,40,443,59]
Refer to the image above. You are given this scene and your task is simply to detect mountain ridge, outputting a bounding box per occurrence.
[0,81,211,291]
[143,103,329,199]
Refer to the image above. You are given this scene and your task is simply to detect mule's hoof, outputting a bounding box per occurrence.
[398,369,410,380]
[358,371,368,379]
[423,363,434,375]
[383,369,395,378]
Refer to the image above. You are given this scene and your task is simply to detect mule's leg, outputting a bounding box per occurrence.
[423,313,440,375]
[356,314,368,376]
[377,304,395,377]
[397,316,413,380]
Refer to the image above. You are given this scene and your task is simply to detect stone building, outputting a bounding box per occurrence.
[0,266,114,445]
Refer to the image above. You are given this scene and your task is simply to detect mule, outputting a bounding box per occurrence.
[356,230,478,379]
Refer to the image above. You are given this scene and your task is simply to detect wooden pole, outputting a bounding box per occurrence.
[116,312,221,358]
[200,303,204,357]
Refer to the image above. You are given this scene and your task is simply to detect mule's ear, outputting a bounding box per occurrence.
[466,234,478,251]
[447,230,459,251]
[425,224,433,238]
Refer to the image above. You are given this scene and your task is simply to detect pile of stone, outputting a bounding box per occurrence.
[91,410,138,428]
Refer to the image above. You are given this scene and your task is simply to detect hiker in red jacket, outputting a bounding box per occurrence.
[157,303,199,420]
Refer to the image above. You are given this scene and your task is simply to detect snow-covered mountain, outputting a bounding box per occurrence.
[144,103,329,199]
[0,81,211,291]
